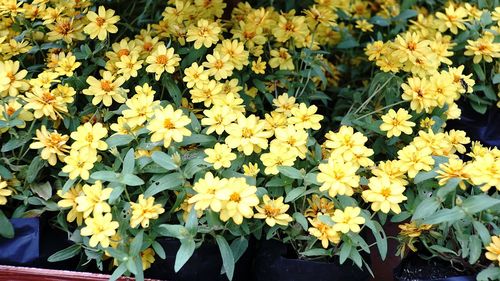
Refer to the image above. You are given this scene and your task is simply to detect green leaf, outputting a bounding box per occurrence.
[48,244,81,262]
[130,230,144,256]
[175,239,196,272]
[278,166,303,179]
[300,248,331,256]
[1,132,30,152]
[436,178,460,199]
[473,64,485,81]
[152,241,166,259]
[422,207,466,224]
[144,172,183,197]
[185,207,198,235]
[293,212,308,231]
[462,195,500,214]
[158,224,188,239]
[216,235,235,281]
[151,151,178,170]
[477,266,500,281]
[0,210,14,239]
[473,221,491,245]
[26,156,45,183]
[412,198,440,220]
[120,174,145,186]
[468,235,482,264]
[109,263,128,281]
[91,171,120,182]
[230,237,248,263]
[62,178,76,193]
[31,182,52,200]
[162,76,182,106]
[413,170,438,184]
[285,186,306,202]
[492,73,500,84]
[122,148,135,174]
[106,134,134,148]
[339,242,351,264]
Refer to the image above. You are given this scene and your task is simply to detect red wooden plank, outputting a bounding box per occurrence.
[0,265,165,281]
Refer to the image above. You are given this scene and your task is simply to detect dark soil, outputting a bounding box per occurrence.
[394,254,475,281]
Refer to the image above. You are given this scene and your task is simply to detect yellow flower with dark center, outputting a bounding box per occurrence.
[75,181,112,218]
[47,17,85,43]
[0,176,12,205]
[380,108,415,138]
[122,92,160,128]
[116,52,143,79]
[242,162,260,177]
[188,172,228,212]
[0,98,33,133]
[204,143,237,169]
[435,4,468,34]
[54,52,81,77]
[183,62,208,89]
[269,48,294,70]
[251,57,266,74]
[399,222,432,238]
[147,104,191,148]
[486,235,500,265]
[288,103,324,131]
[189,79,224,107]
[225,114,273,155]
[23,87,68,120]
[331,206,365,234]
[80,212,119,248]
[317,158,359,197]
[397,144,435,178]
[436,158,469,189]
[401,76,437,113]
[201,105,238,135]
[254,195,292,227]
[203,51,234,81]
[362,176,407,214]
[130,195,165,228]
[83,6,120,40]
[30,125,70,166]
[57,184,84,225]
[465,32,500,64]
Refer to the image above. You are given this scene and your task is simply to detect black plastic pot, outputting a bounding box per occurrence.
[146,238,253,281]
[252,239,370,281]
[394,255,476,281]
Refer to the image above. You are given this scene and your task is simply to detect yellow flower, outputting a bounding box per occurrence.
[225,114,273,155]
[273,93,297,116]
[355,19,374,32]
[145,44,181,80]
[362,176,407,214]
[332,206,365,233]
[399,222,432,238]
[116,52,143,79]
[215,39,249,70]
[83,71,128,106]
[486,235,500,265]
[392,32,431,65]
[288,103,323,131]
[436,158,468,189]
[84,6,120,40]
[30,125,70,166]
[29,71,60,89]
[273,15,308,44]
[47,17,85,43]
[186,19,221,49]
[188,172,227,212]
[62,149,97,180]
[130,195,165,228]
[251,57,266,74]
[269,48,294,70]
[397,144,435,178]
[201,105,238,135]
[141,248,156,270]
[317,158,359,197]
[57,184,84,225]
[242,162,260,177]
[308,216,340,248]
[75,181,112,218]
[254,195,292,227]
[216,177,259,225]
[323,126,368,163]
[465,32,500,64]
[204,143,237,169]
[304,195,335,218]
[122,92,160,128]
[23,87,68,120]
[0,177,12,205]
[183,62,208,89]
[54,52,81,77]
[189,79,224,107]
[372,160,408,186]
[467,153,500,192]
[272,125,308,159]
[401,76,436,113]
[435,4,467,34]
[70,122,108,155]
[203,51,234,81]
[80,212,119,248]
[0,98,33,132]
[147,104,191,148]
[380,108,415,138]
[260,142,297,175]
[0,60,29,97]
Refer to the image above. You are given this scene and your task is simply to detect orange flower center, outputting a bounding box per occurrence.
[163,118,174,129]
[101,80,113,92]
[264,205,279,217]
[156,55,168,65]
[242,128,252,138]
[95,17,106,27]
[117,49,130,57]
[230,192,241,202]
[6,106,15,116]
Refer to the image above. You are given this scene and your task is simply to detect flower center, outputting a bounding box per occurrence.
[163,118,174,129]
[156,55,168,65]
[95,17,106,27]
[230,192,241,202]
[117,49,130,57]
[242,128,253,138]
[101,80,113,92]
[264,205,279,217]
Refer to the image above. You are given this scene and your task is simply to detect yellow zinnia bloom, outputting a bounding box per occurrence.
[130,195,165,228]
[57,184,84,225]
[0,60,29,97]
[254,195,293,227]
[204,143,237,170]
[331,206,365,234]
[145,44,181,80]
[84,6,120,40]
[75,181,112,218]
[30,125,70,166]
[317,158,359,197]
[186,19,221,49]
[70,122,108,155]
[260,143,297,175]
[188,172,227,212]
[362,176,407,214]
[0,177,12,205]
[397,144,435,178]
[380,108,415,138]
[147,104,191,148]
[80,212,119,248]
[225,114,272,155]
[216,177,259,225]
[62,149,97,180]
[486,235,500,265]
[308,216,340,248]
[83,71,129,106]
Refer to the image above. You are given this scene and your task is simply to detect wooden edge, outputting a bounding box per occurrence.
[0,265,164,281]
